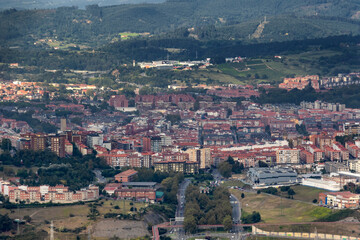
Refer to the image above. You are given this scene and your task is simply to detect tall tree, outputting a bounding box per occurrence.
[184,215,197,233]
[1,139,11,151]
[223,215,233,231]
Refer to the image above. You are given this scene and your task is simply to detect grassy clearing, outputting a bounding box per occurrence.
[0,199,152,239]
[289,185,327,203]
[205,48,360,85]
[230,189,332,224]
[0,204,89,223]
[193,69,245,84]
[119,32,140,37]
[215,58,302,84]
[286,50,339,61]
[97,199,148,215]
[231,173,247,179]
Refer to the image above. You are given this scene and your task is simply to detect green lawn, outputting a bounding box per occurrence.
[230,189,332,224]
[204,47,360,86]
[286,50,339,61]
[193,69,245,84]
[98,199,148,215]
[215,58,308,84]
[289,185,327,203]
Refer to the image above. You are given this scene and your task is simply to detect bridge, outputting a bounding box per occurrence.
[175,217,184,222]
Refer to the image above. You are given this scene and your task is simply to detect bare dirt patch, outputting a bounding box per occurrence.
[92,219,149,239]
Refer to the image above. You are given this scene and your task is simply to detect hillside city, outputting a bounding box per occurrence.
[0,67,360,239]
[1,0,360,239]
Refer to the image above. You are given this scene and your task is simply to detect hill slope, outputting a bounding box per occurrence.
[184,15,360,42]
[0,0,165,10]
[0,0,359,47]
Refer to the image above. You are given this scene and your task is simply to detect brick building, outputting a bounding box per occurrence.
[109,95,129,109]
[115,169,138,183]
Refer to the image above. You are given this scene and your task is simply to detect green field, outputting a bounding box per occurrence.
[289,185,327,203]
[98,199,148,215]
[0,199,149,239]
[216,58,311,85]
[208,47,360,86]
[230,189,332,224]
[221,180,251,190]
[192,69,244,84]
[0,200,147,221]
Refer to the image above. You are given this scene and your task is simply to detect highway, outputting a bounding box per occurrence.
[230,194,242,239]
[175,178,191,240]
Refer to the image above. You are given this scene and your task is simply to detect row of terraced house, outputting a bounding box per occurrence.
[0,179,99,204]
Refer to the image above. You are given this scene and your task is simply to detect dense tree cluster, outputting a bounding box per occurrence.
[260,187,278,195]
[343,182,360,194]
[0,214,14,233]
[257,83,360,109]
[296,124,309,136]
[335,134,359,146]
[184,185,232,233]
[241,211,261,224]
[0,109,57,133]
[0,149,109,191]
[218,156,244,178]
[135,168,173,183]
[260,186,296,198]
[165,114,181,125]
[161,173,184,204]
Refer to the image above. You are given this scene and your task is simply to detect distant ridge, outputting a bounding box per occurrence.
[0,0,359,47]
[0,0,165,10]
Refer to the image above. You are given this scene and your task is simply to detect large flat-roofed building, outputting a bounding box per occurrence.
[248,167,297,186]
[301,178,341,191]
[121,182,157,189]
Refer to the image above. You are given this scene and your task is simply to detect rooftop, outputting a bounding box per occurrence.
[115,169,138,177]
[122,182,157,187]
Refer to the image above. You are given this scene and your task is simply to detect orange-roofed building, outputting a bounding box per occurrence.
[115,169,138,183]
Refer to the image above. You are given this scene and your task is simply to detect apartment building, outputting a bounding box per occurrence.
[276,148,300,164]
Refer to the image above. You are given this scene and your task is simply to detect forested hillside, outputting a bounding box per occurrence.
[0,0,165,10]
[0,0,359,47]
